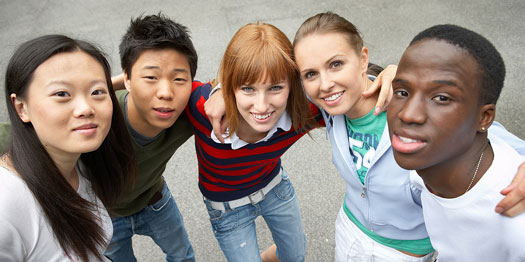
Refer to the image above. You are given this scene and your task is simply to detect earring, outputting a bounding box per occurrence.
[480,127,486,132]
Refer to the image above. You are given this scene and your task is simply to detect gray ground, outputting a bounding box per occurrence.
[0,1,523,261]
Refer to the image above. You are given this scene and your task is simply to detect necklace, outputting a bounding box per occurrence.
[465,142,489,193]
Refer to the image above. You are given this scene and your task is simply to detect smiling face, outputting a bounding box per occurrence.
[294,32,372,119]
[124,48,192,137]
[12,51,113,159]
[234,78,290,142]
[387,39,487,171]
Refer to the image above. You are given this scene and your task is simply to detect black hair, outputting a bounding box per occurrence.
[4,34,136,261]
[119,13,198,79]
[410,24,505,105]
[367,62,384,77]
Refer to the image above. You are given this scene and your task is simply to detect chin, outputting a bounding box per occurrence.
[252,125,273,134]
[71,145,103,154]
[392,152,422,171]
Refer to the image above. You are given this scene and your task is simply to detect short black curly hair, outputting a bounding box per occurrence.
[119,13,198,80]
[410,24,505,105]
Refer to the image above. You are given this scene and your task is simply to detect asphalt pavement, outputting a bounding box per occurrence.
[0,1,523,261]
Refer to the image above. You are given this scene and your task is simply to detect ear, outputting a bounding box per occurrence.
[10,94,30,123]
[478,104,495,133]
[124,72,132,92]
[360,46,370,75]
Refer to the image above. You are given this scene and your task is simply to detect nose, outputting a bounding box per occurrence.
[397,95,426,125]
[73,96,95,118]
[156,79,174,100]
[253,93,269,112]
[320,72,334,92]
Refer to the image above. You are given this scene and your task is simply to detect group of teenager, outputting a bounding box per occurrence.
[0,10,524,262]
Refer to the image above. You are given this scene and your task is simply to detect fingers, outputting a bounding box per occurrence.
[204,87,227,143]
[495,162,525,217]
[374,77,393,115]
[220,118,228,135]
[362,80,380,97]
[212,116,225,143]
[362,64,396,115]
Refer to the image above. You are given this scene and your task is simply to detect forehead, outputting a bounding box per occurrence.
[300,32,353,50]
[132,48,190,70]
[397,39,481,85]
[33,51,104,79]
[295,33,357,67]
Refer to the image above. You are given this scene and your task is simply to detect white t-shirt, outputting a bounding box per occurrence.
[0,163,112,262]
[411,137,525,262]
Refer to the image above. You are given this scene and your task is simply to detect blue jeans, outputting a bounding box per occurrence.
[104,183,195,262]
[204,169,305,262]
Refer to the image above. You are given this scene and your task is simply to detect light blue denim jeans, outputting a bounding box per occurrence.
[204,169,306,262]
[104,182,195,262]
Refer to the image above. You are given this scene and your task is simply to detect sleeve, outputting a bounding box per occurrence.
[0,212,26,261]
[187,81,212,111]
[488,121,525,155]
[309,102,326,127]
[185,81,214,136]
[409,170,424,206]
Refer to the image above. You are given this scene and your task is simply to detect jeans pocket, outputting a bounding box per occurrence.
[151,192,172,212]
[205,202,239,235]
[273,178,295,201]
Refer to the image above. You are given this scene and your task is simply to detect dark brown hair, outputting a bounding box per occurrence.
[294,12,364,55]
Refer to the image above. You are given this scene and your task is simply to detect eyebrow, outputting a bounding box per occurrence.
[434,80,457,87]
[392,78,406,84]
[46,79,107,87]
[141,66,188,74]
[299,54,341,74]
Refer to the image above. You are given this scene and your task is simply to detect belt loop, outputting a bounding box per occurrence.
[223,201,232,211]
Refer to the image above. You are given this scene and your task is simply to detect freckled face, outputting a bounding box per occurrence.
[234,78,290,142]
[124,49,192,137]
[294,32,369,118]
[14,51,113,159]
[387,39,483,171]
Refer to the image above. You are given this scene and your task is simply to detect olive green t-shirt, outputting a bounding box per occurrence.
[110,89,193,217]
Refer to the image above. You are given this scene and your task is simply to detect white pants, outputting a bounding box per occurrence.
[335,206,434,262]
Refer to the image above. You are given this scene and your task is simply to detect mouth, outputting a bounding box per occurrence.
[153,107,175,118]
[391,134,427,154]
[322,91,344,104]
[251,112,273,122]
[73,123,98,135]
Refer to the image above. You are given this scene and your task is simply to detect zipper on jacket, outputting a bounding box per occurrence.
[361,186,366,198]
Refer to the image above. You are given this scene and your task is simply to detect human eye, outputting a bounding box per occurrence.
[329,60,343,69]
[174,77,188,85]
[432,95,451,103]
[143,75,157,81]
[393,89,409,98]
[303,71,317,80]
[53,91,70,97]
[91,89,108,96]
[269,85,283,92]
[240,86,254,93]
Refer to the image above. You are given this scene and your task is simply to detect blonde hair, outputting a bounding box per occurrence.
[219,22,316,136]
